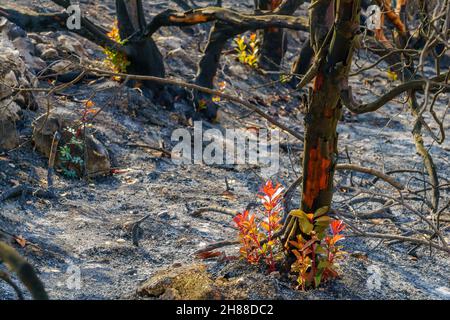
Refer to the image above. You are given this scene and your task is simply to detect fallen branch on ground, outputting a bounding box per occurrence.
[335,163,405,190]
[0,185,56,203]
[47,131,61,194]
[191,206,238,218]
[348,232,450,255]
[83,66,305,141]
[127,143,172,158]
[0,241,48,300]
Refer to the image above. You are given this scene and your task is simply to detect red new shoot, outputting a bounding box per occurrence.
[233,180,284,272]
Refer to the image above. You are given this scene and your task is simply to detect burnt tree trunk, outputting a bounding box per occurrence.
[192,0,305,119]
[115,0,166,99]
[257,0,287,71]
[289,36,314,87]
[192,0,305,89]
[283,0,361,248]
[193,23,238,120]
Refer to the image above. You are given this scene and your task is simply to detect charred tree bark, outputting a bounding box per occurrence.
[257,0,287,71]
[0,7,120,52]
[115,0,167,100]
[289,36,314,87]
[144,2,307,118]
[194,23,238,119]
[181,0,305,118]
[283,0,361,248]
[190,1,307,88]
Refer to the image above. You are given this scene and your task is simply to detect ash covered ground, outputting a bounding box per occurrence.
[0,0,449,300]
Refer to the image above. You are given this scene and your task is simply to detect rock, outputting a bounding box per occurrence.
[0,19,43,150]
[12,37,44,69]
[0,17,39,110]
[159,288,182,300]
[40,48,59,60]
[136,262,282,300]
[32,108,111,177]
[35,43,47,55]
[269,271,281,279]
[154,36,184,51]
[157,211,170,220]
[137,264,222,300]
[0,101,21,150]
[50,60,76,73]
[56,34,87,56]
[27,33,44,44]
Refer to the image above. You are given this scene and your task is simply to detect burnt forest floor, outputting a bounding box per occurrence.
[0,0,449,300]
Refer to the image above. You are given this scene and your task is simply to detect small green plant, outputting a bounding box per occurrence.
[196,81,226,117]
[289,208,346,290]
[58,130,84,179]
[103,20,130,79]
[279,73,291,84]
[58,100,97,178]
[233,33,259,68]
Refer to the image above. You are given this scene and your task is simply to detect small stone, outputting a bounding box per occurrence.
[0,101,21,151]
[158,211,170,220]
[57,35,86,55]
[41,48,59,60]
[125,268,137,276]
[160,287,181,300]
[116,238,126,244]
[269,271,281,279]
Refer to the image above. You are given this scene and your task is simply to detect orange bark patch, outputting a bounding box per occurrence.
[270,0,283,10]
[378,0,407,32]
[303,145,332,209]
[313,73,324,92]
[169,14,210,24]
[323,106,334,118]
